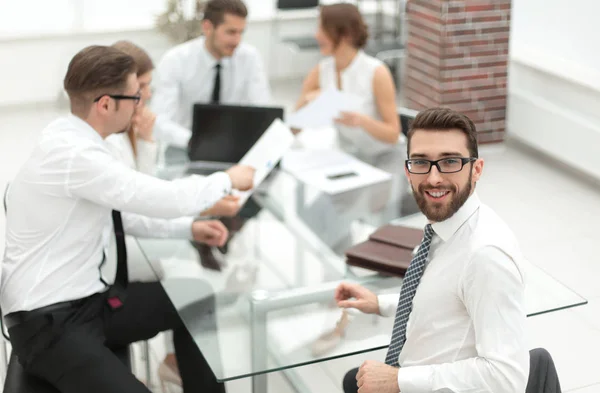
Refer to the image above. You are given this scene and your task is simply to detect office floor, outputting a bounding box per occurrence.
[1,79,600,393]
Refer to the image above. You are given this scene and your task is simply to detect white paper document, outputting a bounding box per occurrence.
[281,148,392,194]
[286,87,362,129]
[236,119,296,204]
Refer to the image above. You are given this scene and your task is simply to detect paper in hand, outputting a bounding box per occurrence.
[286,87,361,129]
[235,119,296,205]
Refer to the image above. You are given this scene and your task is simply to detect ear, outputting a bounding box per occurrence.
[94,95,111,115]
[471,158,484,183]
[202,19,213,36]
[404,165,411,181]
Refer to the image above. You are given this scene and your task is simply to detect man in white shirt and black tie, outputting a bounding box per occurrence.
[1,45,255,393]
[152,0,272,270]
[151,0,271,149]
[334,108,530,393]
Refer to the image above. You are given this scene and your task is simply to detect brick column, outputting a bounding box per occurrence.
[404,0,511,143]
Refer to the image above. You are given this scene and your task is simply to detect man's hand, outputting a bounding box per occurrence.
[131,106,156,141]
[191,220,228,247]
[334,282,380,314]
[202,195,241,217]
[334,111,366,128]
[356,360,400,393]
[225,165,255,191]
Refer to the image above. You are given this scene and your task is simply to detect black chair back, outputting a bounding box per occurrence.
[277,0,319,10]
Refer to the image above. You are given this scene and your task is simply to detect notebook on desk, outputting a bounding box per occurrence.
[345,240,414,277]
[187,104,284,176]
[368,225,423,249]
[345,225,424,277]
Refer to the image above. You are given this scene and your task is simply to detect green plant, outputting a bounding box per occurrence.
[155,0,207,44]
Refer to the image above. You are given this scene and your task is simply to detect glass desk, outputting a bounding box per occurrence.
[136,165,587,393]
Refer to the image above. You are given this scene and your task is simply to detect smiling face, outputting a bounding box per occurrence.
[406,128,484,222]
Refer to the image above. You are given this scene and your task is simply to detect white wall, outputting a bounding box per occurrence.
[0,17,322,107]
[0,9,394,107]
[508,0,600,181]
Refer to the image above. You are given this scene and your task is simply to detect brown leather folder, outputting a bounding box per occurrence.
[368,225,424,250]
[345,240,414,277]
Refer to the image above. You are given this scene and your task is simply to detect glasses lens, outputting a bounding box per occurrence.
[438,158,463,173]
[408,160,431,174]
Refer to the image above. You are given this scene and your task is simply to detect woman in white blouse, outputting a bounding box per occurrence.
[106,41,208,391]
[296,3,401,163]
[295,4,405,231]
[106,41,159,176]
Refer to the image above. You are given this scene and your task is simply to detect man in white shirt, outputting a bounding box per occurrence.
[151,0,271,270]
[1,45,254,393]
[334,108,529,393]
[151,0,271,149]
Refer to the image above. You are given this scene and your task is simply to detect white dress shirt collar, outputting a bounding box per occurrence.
[66,113,105,143]
[198,36,232,70]
[431,192,481,242]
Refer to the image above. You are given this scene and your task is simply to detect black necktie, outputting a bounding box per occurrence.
[107,210,128,309]
[211,63,221,104]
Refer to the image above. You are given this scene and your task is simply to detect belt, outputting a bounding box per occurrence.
[4,297,90,330]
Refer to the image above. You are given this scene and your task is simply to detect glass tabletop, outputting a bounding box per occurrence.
[135,161,587,383]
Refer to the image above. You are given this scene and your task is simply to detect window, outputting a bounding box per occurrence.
[0,0,75,38]
[0,0,276,39]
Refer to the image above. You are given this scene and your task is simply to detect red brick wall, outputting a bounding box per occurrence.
[404,0,511,143]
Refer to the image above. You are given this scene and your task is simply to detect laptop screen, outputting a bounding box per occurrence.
[188,104,284,163]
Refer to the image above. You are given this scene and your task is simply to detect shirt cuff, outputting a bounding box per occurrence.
[377,293,399,317]
[397,365,433,393]
[167,216,195,239]
[207,171,232,195]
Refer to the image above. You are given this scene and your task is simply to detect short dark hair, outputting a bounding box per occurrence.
[64,45,137,115]
[202,0,248,27]
[407,108,479,158]
[320,3,369,49]
[112,41,154,76]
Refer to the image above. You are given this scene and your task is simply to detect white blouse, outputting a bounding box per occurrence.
[318,50,397,161]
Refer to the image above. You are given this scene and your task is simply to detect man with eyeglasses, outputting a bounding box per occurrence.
[334,108,529,393]
[1,45,255,393]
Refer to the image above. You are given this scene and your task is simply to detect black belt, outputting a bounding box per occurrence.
[4,297,89,330]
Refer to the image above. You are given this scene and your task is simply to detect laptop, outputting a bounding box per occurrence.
[187,104,285,176]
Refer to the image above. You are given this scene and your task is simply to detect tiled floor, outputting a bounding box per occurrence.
[1,79,600,392]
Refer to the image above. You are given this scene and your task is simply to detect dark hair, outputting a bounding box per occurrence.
[407,108,479,158]
[64,45,137,115]
[112,41,154,76]
[320,3,369,49]
[202,0,248,27]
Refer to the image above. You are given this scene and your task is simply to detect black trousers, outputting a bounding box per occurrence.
[7,282,225,393]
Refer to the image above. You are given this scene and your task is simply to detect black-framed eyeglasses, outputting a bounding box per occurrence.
[405,157,477,174]
[93,94,141,105]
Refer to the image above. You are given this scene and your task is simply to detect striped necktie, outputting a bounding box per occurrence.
[384,224,435,366]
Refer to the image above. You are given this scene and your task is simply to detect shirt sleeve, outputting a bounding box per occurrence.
[122,213,194,239]
[377,293,399,317]
[65,143,231,218]
[135,139,158,175]
[245,49,271,105]
[396,246,529,393]
[154,115,192,150]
